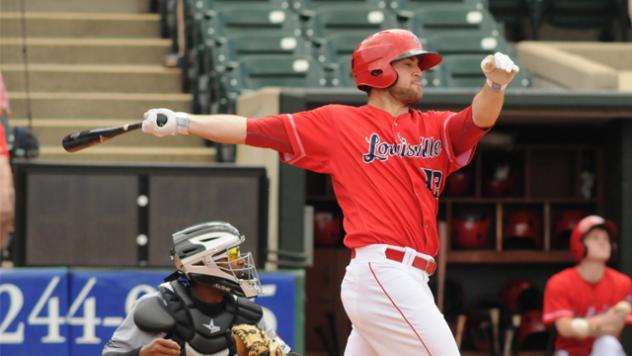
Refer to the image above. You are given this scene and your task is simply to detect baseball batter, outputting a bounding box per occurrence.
[544,215,632,356]
[141,29,519,355]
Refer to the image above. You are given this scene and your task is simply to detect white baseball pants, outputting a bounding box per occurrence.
[341,244,460,356]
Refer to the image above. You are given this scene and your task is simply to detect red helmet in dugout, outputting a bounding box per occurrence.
[504,210,542,249]
[569,215,617,262]
[351,29,442,91]
[452,210,492,249]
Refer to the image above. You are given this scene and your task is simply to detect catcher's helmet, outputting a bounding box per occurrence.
[452,209,491,249]
[171,221,261,298]
[351,29,442,91]
[553,210,586,249]
[569,215,617,262]
[504,210,541,249]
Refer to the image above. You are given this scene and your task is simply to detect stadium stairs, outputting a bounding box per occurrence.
[0,0,216,162]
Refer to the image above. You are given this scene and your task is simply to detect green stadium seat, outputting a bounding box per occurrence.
[441,54,531,88]
[399,0,485,9]
[293,0,400,11]
[423,29,508,55]
[302,6,404,39]
[407,4,500,33]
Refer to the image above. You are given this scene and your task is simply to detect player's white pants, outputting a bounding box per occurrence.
[341,244,460,356]
[554,336,626,356]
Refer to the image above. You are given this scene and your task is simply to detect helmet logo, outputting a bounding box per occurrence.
[370,70,383,77]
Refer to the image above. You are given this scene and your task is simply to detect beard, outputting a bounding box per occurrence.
[388,82,422,105]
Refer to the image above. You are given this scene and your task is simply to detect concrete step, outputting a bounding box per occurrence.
[38,145,217,163]
[0,0,152,14]
[1,64,182,93]
[0,38,170,65]
[8,92,192,118]
[0,12,161,38]
[11,118,207,148]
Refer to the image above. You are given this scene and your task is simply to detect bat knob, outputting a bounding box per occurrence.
[156,113,168,127]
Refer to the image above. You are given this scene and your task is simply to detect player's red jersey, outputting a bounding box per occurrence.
[250,104,485,256]
[543,267,632,356]
[0,125,8,158]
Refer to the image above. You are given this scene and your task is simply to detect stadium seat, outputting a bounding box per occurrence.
[408,4,500,33]
[301,6,404,39]
[441,54,531,88]
[293,0,400,11]
[215,56,335,112]
[423,29,508,55]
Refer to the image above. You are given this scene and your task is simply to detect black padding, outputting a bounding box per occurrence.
[134,296,176,333]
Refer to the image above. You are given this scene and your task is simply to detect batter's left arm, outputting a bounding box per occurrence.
[471,53,519,129]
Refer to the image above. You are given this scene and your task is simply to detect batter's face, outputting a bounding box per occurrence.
[583,228,611,262]
[389,56,423,105]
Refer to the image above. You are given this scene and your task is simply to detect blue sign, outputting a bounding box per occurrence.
[68,270,166,356]
[0,268,70,356]
[0,268,299,355]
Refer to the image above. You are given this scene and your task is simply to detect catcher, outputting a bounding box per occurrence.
[102,221,293,356]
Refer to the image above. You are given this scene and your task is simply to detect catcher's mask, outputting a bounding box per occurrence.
[351,29,442,92]
[170,221,262,298]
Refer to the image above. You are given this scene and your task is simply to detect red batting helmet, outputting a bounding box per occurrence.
[553,210,586,249]
[501,278,534,314]
[569,215,617,262]
[504,210,542,250]
[452,210,491,249]
[351,29,442,91]
[516,310,548,350]
[444,170,472,196]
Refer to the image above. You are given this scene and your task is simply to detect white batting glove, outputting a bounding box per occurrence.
[142,108,189,137]
[480,52,520,92]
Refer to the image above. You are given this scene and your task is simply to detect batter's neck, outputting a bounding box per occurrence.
[367,95,411,118]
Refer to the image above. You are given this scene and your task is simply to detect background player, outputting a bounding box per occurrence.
[543,215,632,356]
[141,29,519,355]
[102,221,290,356]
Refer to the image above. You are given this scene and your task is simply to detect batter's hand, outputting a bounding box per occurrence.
[481,52,519,89]
[139,338,181,356]
[142,108,189,137]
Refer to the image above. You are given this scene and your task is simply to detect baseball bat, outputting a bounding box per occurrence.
[455,314,466,350]
[489,308,500,356]
[62,113,167,152]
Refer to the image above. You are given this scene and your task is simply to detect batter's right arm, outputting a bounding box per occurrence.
[142,108,247,144]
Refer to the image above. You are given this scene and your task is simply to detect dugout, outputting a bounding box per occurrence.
[236,86,632,353]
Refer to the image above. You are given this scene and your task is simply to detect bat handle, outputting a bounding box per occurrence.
[156,113,168,127]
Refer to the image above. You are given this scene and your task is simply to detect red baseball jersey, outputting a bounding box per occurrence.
[248,104,486,256]
[543,267,632,355]
[0,124,8,158]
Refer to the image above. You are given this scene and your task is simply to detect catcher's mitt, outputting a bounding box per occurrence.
[231,324,284,356]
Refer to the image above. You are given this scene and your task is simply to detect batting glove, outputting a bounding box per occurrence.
[480,52,520,92]
[142,108,189,137]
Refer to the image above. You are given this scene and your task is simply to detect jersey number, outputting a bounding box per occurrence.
[422,169,443,198]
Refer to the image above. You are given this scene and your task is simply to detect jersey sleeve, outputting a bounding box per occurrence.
[101,292,166,356]
[246,115,293,154]
[618,274,632,325]
[543,274,575,325]
[441,106,488,174]
[276,105,336,173]
[0,125,8,158]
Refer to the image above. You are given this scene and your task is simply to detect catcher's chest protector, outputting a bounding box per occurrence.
[158,281,263,355]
